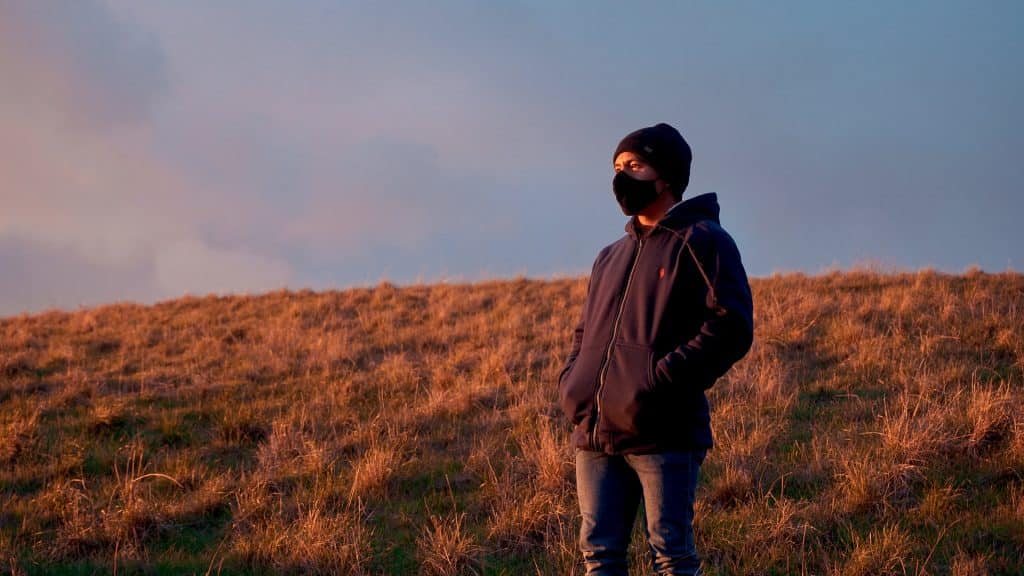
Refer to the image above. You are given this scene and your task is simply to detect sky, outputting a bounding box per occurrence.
[1,1,1022,316]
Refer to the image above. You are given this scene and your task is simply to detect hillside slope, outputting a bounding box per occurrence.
[1,271,1022,575]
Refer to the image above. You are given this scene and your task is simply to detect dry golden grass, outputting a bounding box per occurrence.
[0,270,1022,574]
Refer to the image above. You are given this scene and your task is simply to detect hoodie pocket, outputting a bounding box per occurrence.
[558,345,604,425]
[599,342,656,436]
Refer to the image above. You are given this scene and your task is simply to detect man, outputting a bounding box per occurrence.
[558,123,754,575]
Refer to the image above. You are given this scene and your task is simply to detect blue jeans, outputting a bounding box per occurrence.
[576,449,706,576]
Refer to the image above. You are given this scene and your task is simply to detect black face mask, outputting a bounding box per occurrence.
[612,171,660,215]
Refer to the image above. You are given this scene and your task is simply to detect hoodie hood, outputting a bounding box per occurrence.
[625,192,721,236]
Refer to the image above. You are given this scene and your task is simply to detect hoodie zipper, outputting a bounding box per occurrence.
[590,235,645,451]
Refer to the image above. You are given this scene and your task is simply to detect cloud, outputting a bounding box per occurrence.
[0,2,166,131]
[280,137,454,254]
[0,1,616,316]
[154,238,290,298]
[4,1,1019,317]
[0,1,180,266]
[0,234,157,316]
[0,1,293,314]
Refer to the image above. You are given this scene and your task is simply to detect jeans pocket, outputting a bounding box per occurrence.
[600,342,655,435]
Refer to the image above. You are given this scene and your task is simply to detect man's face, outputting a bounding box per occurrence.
[613,151,658,181]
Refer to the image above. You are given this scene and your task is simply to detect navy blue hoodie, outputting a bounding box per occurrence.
[558,193,753,454]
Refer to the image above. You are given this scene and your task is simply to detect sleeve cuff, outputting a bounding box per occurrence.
[654,356,673,387]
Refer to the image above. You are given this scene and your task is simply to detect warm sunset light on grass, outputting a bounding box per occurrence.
[1,270,1021,574]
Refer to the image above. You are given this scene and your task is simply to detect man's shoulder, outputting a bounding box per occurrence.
[679,220,745,267]
[596,233,631,257]
[585,234,630,273]
[672,217,733,246]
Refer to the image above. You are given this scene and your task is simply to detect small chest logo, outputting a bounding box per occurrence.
[658,267,666,279]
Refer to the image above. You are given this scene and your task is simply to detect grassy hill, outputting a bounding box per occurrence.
[1,271,1022,575]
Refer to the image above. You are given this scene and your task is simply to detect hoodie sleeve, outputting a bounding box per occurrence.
[654,223,754,390]
[557,315,585,388]
[557,257,598,389]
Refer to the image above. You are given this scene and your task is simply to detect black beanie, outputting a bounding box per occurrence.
[613,123,692,193]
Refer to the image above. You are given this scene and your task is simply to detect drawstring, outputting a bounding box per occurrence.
[684,231,726,316]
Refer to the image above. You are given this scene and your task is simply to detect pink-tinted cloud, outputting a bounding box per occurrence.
[0,1,293,315]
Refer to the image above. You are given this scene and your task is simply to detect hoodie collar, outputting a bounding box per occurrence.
[625,192,721,237]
